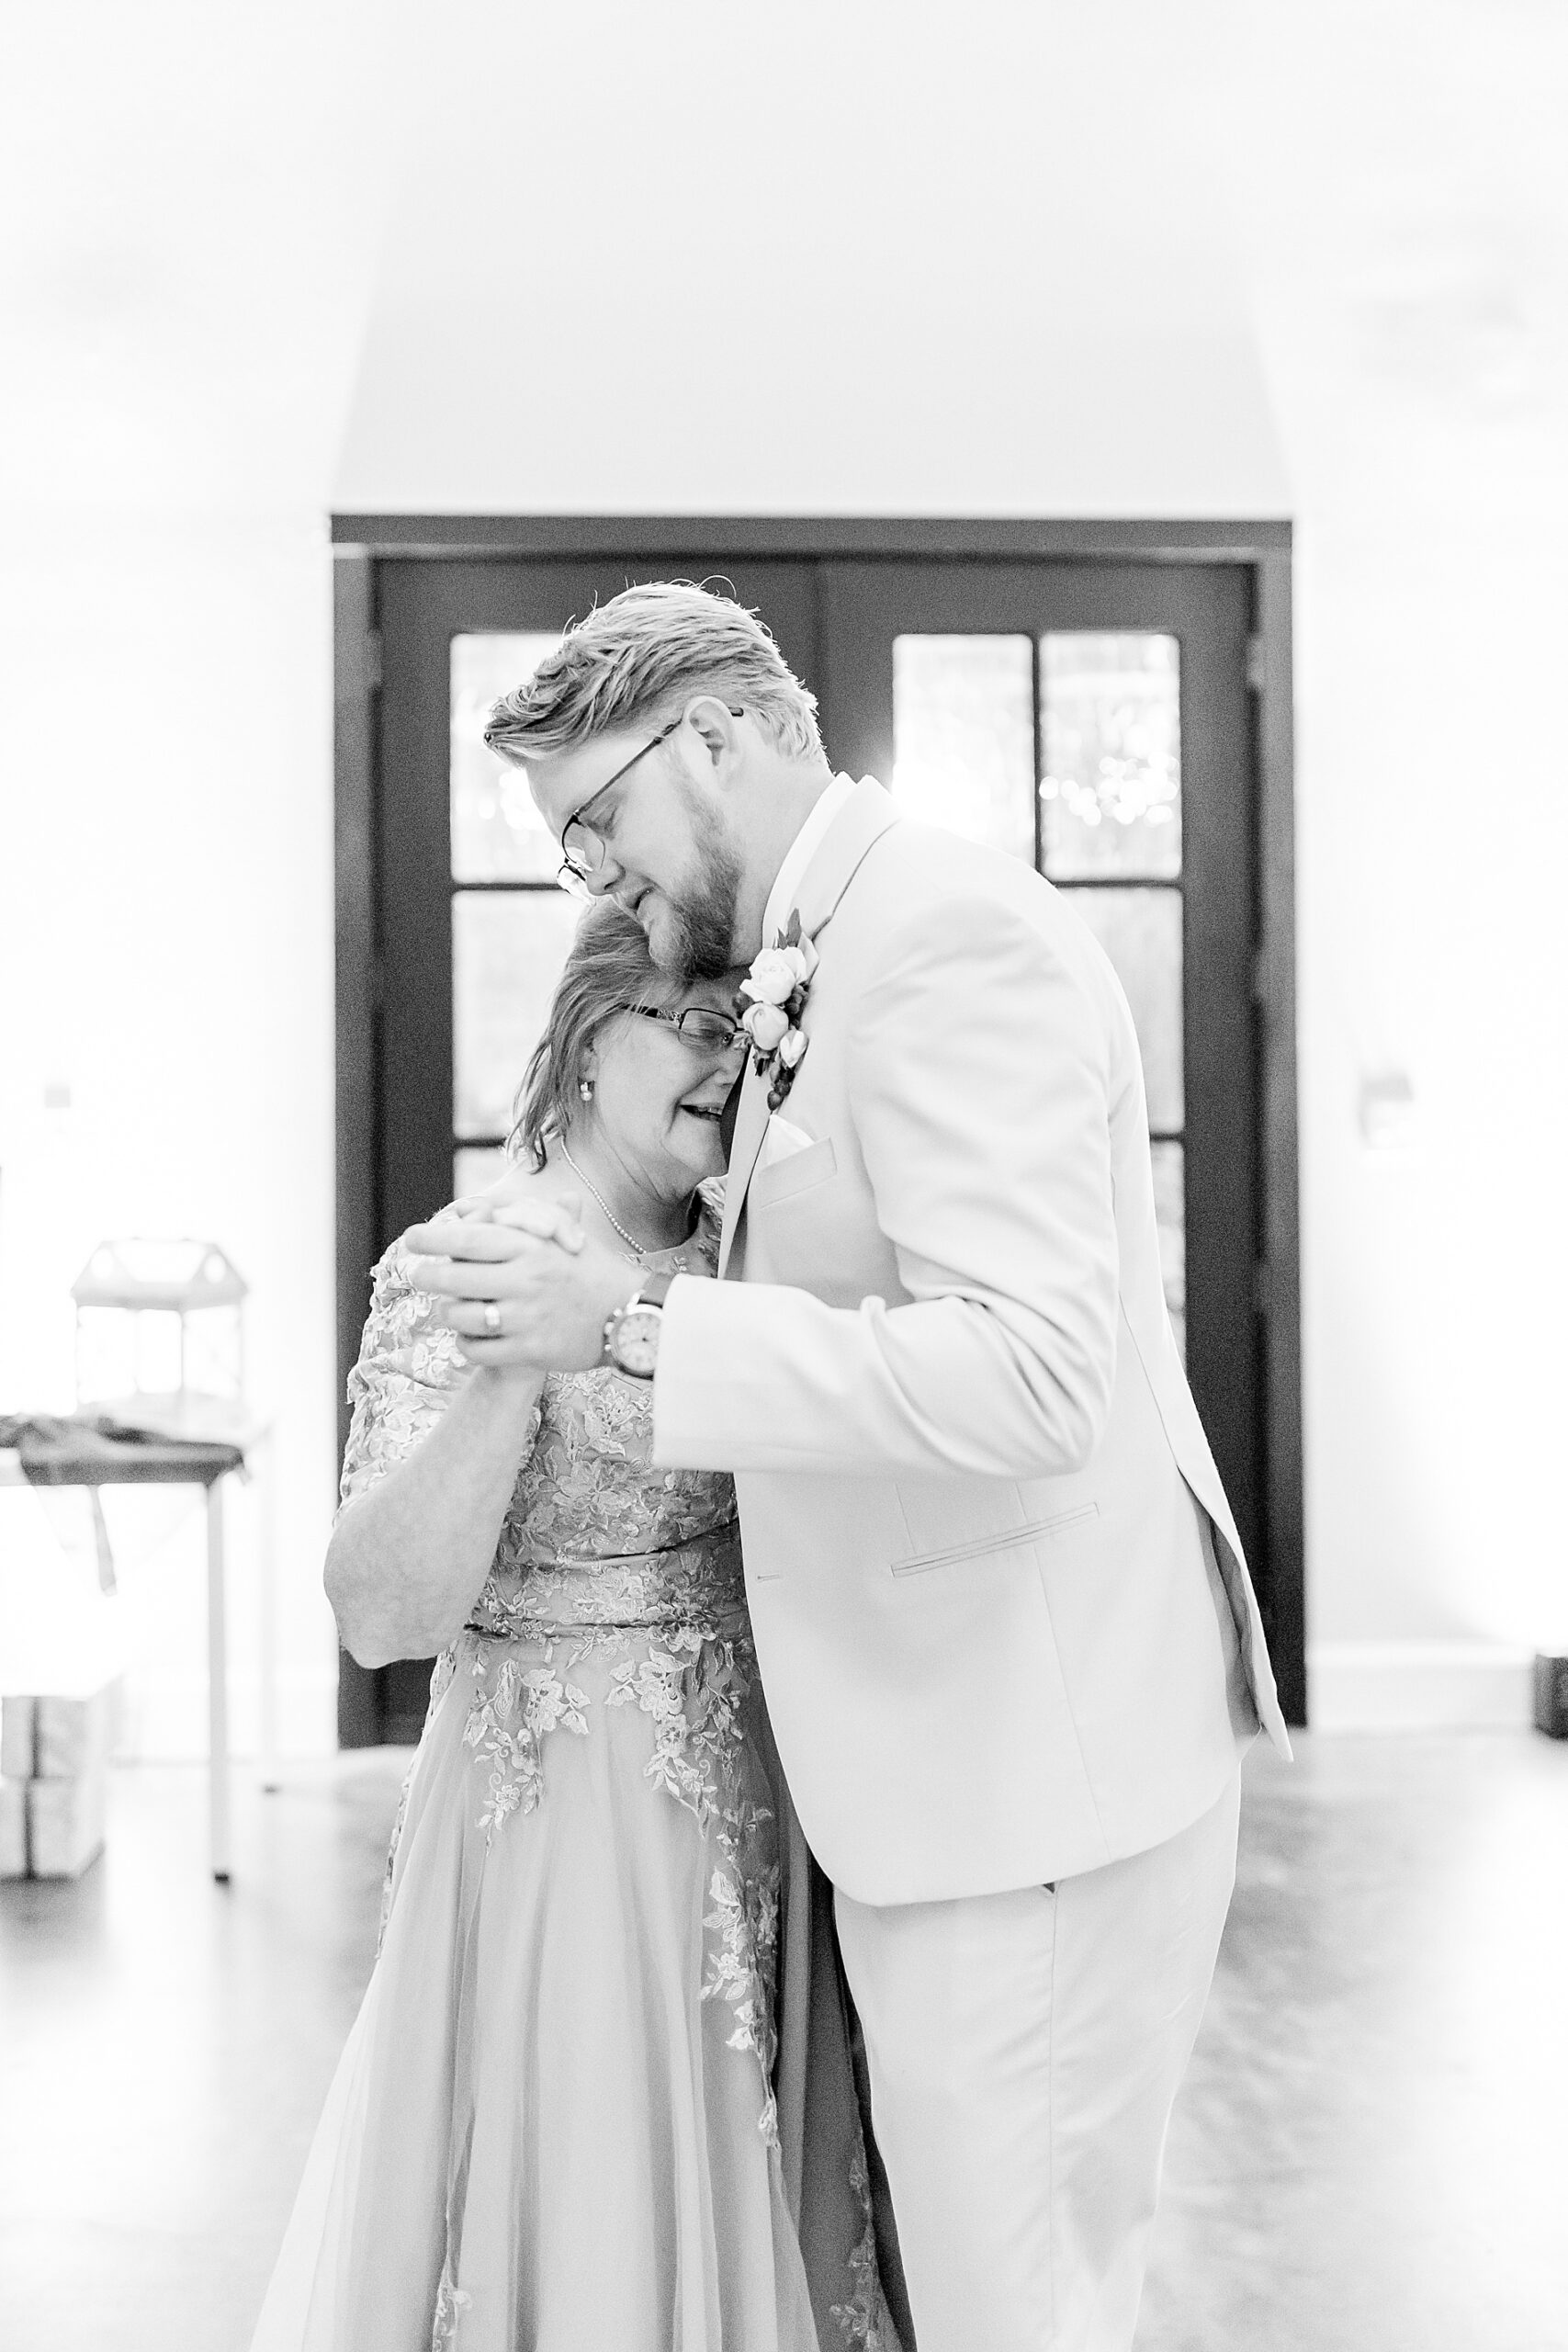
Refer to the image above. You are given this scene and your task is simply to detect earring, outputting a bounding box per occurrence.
[579,1079,593,1102]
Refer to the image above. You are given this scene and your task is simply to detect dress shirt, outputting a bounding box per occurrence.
[761,771,860,944]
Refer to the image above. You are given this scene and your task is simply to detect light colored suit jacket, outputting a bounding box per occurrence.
[655,778,1290,1905]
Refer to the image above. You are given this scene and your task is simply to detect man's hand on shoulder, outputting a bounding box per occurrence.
[404,1191,637,1374]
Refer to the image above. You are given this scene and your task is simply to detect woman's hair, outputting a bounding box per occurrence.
[510,899,672,1169]
[484,580,822,766]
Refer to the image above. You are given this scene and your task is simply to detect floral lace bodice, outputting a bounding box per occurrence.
[340,1193,740,1638]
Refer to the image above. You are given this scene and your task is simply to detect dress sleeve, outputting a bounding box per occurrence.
[693,1178,726,1272]
[338,1234,473,1511]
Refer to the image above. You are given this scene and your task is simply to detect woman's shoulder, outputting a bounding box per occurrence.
[356,1217,465,1378]
[465,1154,604,1226]
[376,1158,566,1276]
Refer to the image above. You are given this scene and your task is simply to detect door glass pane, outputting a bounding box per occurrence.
[455,1145,511,1201]
[1040,634,1181,880]
[1150,1140,1186,1362]
[892,636,1035,863]
[453,891,581,1138]
[1066,887,1184,1132]
[451,632,563,882]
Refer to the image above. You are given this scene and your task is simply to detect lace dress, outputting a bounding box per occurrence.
[251,1204,902,2352]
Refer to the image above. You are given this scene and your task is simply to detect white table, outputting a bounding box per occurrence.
[0,1417,275,1882]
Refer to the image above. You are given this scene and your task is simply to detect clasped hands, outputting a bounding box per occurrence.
[405,1176,643,1374]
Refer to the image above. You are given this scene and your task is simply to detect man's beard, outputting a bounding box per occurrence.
[652,790,743,980]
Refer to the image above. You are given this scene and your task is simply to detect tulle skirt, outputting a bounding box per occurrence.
[250,1623,900,2352]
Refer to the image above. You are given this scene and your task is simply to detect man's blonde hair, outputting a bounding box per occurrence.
[483,580,822,765]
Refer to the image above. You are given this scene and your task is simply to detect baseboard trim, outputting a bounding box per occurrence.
[1309,1641,1536,1731]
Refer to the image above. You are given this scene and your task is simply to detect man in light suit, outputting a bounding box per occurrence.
[430,582,1290,2351]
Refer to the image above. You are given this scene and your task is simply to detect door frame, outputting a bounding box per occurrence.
[331,515,1303,1733]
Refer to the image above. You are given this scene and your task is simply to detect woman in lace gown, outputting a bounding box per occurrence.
[251,903,902,2352]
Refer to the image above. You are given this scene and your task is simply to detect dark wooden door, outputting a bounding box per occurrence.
[355,557,818,1739]
[817,560,1264,1594]
[377,559,821,1241]
[343,546,1296,1742]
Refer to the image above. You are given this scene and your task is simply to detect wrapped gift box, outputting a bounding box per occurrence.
[35,1680,120,1780]
[0,1693,36,1780]
[0,1681,120,1880]
[0,1776,26,1878]
[27,1768,107,1879]
[1535,1655,1568,1740]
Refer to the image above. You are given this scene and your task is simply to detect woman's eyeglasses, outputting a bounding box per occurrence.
[616,1003,746,1053]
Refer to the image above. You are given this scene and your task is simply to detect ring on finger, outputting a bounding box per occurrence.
[482,1301,502,1336]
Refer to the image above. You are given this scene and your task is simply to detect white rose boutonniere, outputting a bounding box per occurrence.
[737,910,818,1111]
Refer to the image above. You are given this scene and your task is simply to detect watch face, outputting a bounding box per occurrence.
[611,1307,660,1377]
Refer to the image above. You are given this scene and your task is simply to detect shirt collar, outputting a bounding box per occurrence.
[761,771,859,945]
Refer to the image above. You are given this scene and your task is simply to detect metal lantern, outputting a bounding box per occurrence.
[72,1238,248,1440]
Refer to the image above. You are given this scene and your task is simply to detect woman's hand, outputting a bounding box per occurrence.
[405,1195,643,1374]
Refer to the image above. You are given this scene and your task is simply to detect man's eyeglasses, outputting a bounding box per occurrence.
[557,705,745,896]
[616,1003,747,1054]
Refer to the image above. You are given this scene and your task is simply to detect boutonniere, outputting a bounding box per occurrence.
[736,910,818,1111]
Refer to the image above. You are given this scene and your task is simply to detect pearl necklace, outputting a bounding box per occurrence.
[558,1140,690,1265]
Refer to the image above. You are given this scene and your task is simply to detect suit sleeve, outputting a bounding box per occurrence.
[652,894,1121,1479]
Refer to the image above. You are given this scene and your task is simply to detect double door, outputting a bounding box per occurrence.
[346,545,1298,1738]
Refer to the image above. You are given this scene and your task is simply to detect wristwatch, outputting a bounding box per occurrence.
[601,1269,677,1379]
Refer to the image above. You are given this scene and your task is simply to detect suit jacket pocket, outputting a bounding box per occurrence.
[890,1502,1100,1577]
[749,1136,838,1211]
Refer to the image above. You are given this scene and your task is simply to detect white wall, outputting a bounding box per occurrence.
[5,1,1564,1747]
[0,2,412,1752]
[1225,4,1568,1711]
[336,4,1290,518]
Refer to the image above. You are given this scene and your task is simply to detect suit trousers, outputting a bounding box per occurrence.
[833,1768,1242,2352]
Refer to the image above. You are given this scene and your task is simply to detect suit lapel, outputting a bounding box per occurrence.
[718,1062,773,1279]
[718,777,899,1281]
[716,1061,746,1159]
[790,776,899,941]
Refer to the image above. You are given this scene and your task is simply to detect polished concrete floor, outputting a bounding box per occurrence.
[2,1732,1564,2350]
[1140,1733,1568,2351]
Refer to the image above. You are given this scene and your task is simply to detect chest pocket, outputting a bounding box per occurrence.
[891,1502,1100,1576]
[892,1470,1100,1576]
[749,1136,838,1211]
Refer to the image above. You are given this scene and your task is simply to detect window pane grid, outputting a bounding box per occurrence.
[1031,874,1183,891]
[454,625,1192,1347]
[1039,633,1182,882]
[1036,632,1185,1158]
[452,889,581,1140]
[1040,636,1185,1353]
[450,631,563,883]
[886,627,1189,1358]
[450,636,580,1172]
[1030,632,1045,874]
[455,1144,511,1200]
[891,635,1036,864]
